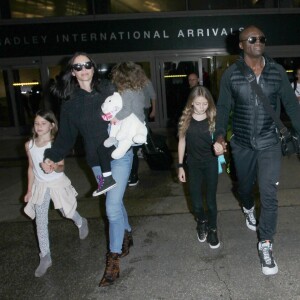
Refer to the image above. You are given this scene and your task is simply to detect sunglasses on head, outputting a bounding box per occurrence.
[240,36,266,44]
[72,61,93,71]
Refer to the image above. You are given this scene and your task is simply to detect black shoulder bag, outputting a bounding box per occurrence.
[142,125,173,170]
[236,61,300,156]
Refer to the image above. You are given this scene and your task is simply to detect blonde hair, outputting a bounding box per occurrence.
[178,86,216,138]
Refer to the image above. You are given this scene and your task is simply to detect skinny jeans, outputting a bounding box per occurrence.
[92,149,133,254]
[187,158,218,229]
[230,138,282,241]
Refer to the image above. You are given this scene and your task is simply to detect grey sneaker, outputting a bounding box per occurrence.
[79,218,89,240]
[243,206,257,231]
[93,175,117,196]
[196,220,208,243]
[35,252,52,277]
[258,240,278,275]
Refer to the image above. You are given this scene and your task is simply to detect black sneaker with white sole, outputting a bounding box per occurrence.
[92,175,117,196]
[258,240,278,275]
[128,175,139,187]
[207,228,220,249]
[196,220,208,243]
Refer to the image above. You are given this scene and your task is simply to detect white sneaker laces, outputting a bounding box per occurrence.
[261,243,272,265]
[247,209,256,224]
[243,207,256,224]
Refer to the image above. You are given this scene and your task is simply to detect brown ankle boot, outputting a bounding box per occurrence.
[99,252,120,287]
[120,230,133,258]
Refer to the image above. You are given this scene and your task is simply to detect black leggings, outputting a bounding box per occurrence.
[187,158,218,229]
[130,146,140,177]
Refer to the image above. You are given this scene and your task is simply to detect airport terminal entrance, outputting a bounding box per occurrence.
[156,56,213,127]
[0,54,266,134]
[0,65,44,134]
[155,55,240,128]
[0,54,299,135]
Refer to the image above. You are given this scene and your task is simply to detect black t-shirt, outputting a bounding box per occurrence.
[186,117,216,163]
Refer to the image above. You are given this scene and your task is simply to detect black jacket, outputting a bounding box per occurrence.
[215,54,300,150]
[44,80,116,167]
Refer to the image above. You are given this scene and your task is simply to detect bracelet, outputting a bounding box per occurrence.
[177,163,184,168]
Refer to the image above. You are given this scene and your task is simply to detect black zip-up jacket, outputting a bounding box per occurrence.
[215,54,300,150]
[44,80,116,167]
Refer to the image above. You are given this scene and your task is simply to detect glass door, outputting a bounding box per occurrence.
[157,57,216,128]
[11,66,43,134]
[0,69,14,127]
[0,57,61,135]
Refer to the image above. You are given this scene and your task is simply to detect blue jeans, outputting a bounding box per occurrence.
[92,149,133,254]
[231,138,282,241]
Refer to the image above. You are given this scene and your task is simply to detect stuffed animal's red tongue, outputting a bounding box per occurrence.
[102,112,113,121]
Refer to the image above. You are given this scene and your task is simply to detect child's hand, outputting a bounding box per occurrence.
[44,158,54,166]
[178,168,186,183]
[40,161,54,174]
[214,143,224,155]
[214,139,227,156]
[24,191,32,203]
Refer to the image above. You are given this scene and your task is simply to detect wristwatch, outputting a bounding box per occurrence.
[177,163,184,168]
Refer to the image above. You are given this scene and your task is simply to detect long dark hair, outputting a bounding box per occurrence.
[31,109,58,141]
[51,52,100,100]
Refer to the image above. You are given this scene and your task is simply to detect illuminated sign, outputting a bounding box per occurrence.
[0,13,299,57]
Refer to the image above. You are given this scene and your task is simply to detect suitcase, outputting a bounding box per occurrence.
[142,129,173,170]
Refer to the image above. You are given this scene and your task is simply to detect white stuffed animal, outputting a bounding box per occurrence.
[101,92,148,159]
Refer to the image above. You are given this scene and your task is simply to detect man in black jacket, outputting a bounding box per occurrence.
[214,25,300,276]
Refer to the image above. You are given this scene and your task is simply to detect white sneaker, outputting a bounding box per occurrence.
[258,240,278,275]
[243,206,257,231]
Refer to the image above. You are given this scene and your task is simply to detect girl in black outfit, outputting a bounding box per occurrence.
[177,86,222,249]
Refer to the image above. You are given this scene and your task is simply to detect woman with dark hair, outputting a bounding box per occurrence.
[42,52,134,287]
